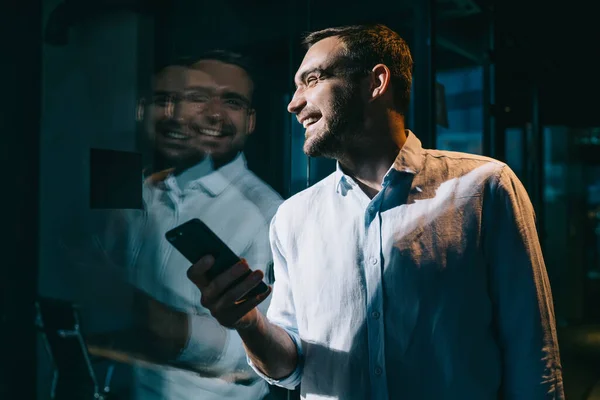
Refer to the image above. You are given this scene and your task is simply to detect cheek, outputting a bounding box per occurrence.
[231,114,251,132]
[148,107,164,124]
[307,87,328,107]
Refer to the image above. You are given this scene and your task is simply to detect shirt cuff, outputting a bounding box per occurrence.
[176,313,241,372]
[246,325,303,390]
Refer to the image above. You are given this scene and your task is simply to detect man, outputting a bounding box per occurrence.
[74,51,283,399]
[188,25,565,399]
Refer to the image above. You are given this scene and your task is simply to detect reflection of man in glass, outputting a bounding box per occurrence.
[87,51,283,400]
[146,52,259,174]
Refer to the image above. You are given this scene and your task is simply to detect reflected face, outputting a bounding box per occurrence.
[146,61,255,167]
[287,36,366,159]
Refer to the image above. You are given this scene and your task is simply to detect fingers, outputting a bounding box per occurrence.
[228,286,273,329]
[187,255,215,288]
[186,255,272,329]
[218,270,265,305]
[202,260,253,302]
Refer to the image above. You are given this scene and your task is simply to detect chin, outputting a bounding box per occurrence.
[303,134,322,157]
[303,129,343,159]
[303,140,336,159]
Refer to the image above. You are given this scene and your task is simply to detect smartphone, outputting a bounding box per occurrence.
[165,218,269,302]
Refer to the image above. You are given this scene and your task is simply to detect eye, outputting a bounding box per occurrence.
[224,99,245,111]
[152,95,171,106]
[186,93,210,103]
[306,75,318,87]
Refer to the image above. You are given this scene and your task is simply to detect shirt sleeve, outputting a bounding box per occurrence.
[484,166,564,399]
[178,219,276,379]
[176,313,260,382]
[247,212,304,390]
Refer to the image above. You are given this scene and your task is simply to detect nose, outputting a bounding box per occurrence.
[287,89,306,115]
[203,98,224,125]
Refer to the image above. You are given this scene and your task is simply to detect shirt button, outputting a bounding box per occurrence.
[370,257,378,265]
[374,367,382,376]
[372,311,380,319]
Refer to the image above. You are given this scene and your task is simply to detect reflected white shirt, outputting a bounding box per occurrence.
[99,154,283,400]
[251,132,564,400]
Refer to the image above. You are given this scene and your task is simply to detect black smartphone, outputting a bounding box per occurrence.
[165,218,269,302]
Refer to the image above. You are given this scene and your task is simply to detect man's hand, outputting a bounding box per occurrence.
[187,255,271,330]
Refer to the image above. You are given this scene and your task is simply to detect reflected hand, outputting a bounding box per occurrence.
[144,295,189,352]
[187,255,271,330]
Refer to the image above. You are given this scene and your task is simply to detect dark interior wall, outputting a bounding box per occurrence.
[36,1,155,398]
[38,0,153,303]
[0,0,42,398]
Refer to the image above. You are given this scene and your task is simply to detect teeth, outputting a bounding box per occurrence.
[303,117,319,128]
[200,129,224,137]
[165,131,188,140]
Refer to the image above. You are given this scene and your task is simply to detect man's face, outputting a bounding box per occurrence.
[147,61,255,167]
[288,36,366,159]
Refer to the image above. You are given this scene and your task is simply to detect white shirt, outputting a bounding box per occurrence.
[251,132,564,400]
[96,153,283,400]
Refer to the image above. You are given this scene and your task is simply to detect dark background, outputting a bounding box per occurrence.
[3,0,600,398]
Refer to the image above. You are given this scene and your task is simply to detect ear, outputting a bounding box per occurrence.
[369,64,392,102]
[136,98,146,122]
[246,108,256,134]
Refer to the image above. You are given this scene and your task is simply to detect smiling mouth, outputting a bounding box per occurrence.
[161,129,230,140]
[163,131,190,140]
[198,128,230,137]
[302,116,321,128]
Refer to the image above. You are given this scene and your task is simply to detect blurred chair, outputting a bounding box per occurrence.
[35,297,118,399]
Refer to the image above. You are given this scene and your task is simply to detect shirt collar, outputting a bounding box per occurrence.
[195,152,247,196]
[390,130,425,175]
[335,130,424,193]
[145,152,248,197]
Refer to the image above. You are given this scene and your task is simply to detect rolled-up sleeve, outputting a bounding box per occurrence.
[247,213,304,390]
[177,314,253,376]
[484,166,564,399]
[178,221,276,380]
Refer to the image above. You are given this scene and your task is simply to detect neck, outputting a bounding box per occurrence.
[211,151,239,170]
[151,151,240,175]
[338,114,407,198]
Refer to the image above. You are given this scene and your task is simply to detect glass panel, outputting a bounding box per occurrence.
[38,1,298,399]
[436,66,483,154]
[504,127,525,180]
[543,126,600,324]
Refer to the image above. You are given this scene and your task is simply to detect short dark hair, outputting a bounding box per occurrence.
[155,49,257,102]
[302,24,413,115]
[176,49,256,85]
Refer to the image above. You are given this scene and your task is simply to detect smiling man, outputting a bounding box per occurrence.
[187,25,564,400]
[128,51,284,400]
[147,53,257,175]
[78,50,284,400]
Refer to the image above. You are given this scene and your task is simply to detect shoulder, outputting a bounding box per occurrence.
[232,169,284,223]
[424,148,506,168]
[423,148,511,184]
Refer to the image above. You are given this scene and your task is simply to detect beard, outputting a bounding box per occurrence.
[303,82,365,159]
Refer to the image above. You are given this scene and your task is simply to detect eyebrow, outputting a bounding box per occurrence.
[185,86,251,104]
[153,87,251,105]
